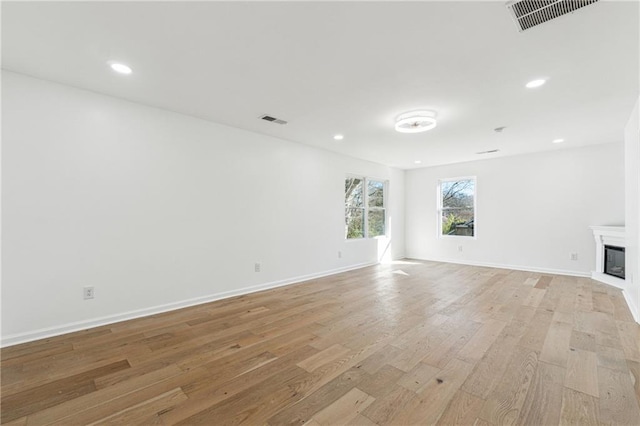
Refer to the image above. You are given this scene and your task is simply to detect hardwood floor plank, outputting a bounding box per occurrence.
[518,308,554,352]
[598,365,640,425]
[597,344,629,372]
[460,320,528,399]
[0,360,130,423]
[357,364,404,399]
[308,387,375,426]
[516,361,565,425]
[455,318,507,364]
[386,357,474,425]
[539,320,573,368]
[1,262,637,425]
[22,364,185,425]
[559,387,600,426]
[628,359,640,404]
[522,287,546,308]
[478,345,538,424]
[616,321,640,362]
[359,384,416,425]
[396,362,440,393]
[594,292,616,315]
[162,346,319,425]
[437,390,485,426]
[88,387,188,425]
[297,344,351,373]
[265,366,366,426]
[421,320,483,368]
[565,348,599,397]
[570,330,597,352]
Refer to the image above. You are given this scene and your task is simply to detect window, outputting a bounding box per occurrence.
[345,176,386,239]
[438,177,476,237]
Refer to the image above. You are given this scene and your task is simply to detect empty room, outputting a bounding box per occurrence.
[1,1,639,425]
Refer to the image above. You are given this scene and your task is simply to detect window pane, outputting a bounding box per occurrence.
[440,178,475,237]
[345,178,364,207]
[368,209,385,237]
[367,180,384,207]
[441,179,474,209]
[442,208,474,236]
[345,208,364,239]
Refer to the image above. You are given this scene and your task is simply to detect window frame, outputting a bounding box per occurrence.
[437,176,477,239]
[345,174,388,240]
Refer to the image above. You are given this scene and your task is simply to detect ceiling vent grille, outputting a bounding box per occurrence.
[506,0,599,32]
[260,114,288,125]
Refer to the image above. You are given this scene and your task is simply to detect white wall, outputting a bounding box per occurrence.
[405,143,625,276]
[1,71,405,345]
[624,97,640,321]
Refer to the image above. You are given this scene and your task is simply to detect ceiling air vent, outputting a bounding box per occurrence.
[260,114,288,125]
[506,0,599,32]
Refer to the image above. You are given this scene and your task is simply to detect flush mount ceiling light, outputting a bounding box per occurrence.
[552,138,565,143]
[333,134,344,141]
[414,160,422,164]
[395,110,437,133]
[526,79,546,88]
[109,62,133,75]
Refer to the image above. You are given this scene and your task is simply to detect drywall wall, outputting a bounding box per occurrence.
[1,71,405,345]
[387,167,406,262]
[625,97,640,321]
[405,143,625,276]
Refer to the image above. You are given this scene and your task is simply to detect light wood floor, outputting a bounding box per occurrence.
[2,261,640,425]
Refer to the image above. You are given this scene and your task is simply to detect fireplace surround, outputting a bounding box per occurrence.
[590,226,625,288]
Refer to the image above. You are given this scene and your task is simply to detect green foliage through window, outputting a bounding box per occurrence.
[439,178,475,237]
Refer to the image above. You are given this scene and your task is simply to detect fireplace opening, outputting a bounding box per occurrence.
[604,245,625,279]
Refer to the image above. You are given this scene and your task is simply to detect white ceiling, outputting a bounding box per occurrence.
[2,1,638,169]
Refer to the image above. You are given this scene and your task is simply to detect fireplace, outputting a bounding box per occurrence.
[604,245,625,279]
[590,226,625,288]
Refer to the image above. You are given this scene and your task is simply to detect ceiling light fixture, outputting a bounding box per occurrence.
[552,138,565,143]
[414,160,422,164]
[395,110,437,133]
[333,134,344,141]
[109,62,133,75]
[526,79,546,88]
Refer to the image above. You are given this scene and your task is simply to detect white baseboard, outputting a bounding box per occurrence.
[1,261,377,347]
[622,289,640,323]
[411,256,591,278]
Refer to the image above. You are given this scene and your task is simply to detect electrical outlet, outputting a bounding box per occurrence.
[570,253,578,261]
[338,251,342,259]
[254,262,261,272]
[458,245,463,252]
[83,286,95,300]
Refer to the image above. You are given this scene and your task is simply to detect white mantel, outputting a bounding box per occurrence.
[590,226,625,288]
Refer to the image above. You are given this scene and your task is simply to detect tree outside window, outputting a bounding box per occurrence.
[345,177,386,239]
[439,178,475,237]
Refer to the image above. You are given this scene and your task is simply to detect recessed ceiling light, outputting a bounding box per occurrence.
[395,110,437,133]
[333,134,344,141]
[552,138,565,143]
[109,62,133,75]
[526,79,546,88]
[414,160,422,164]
